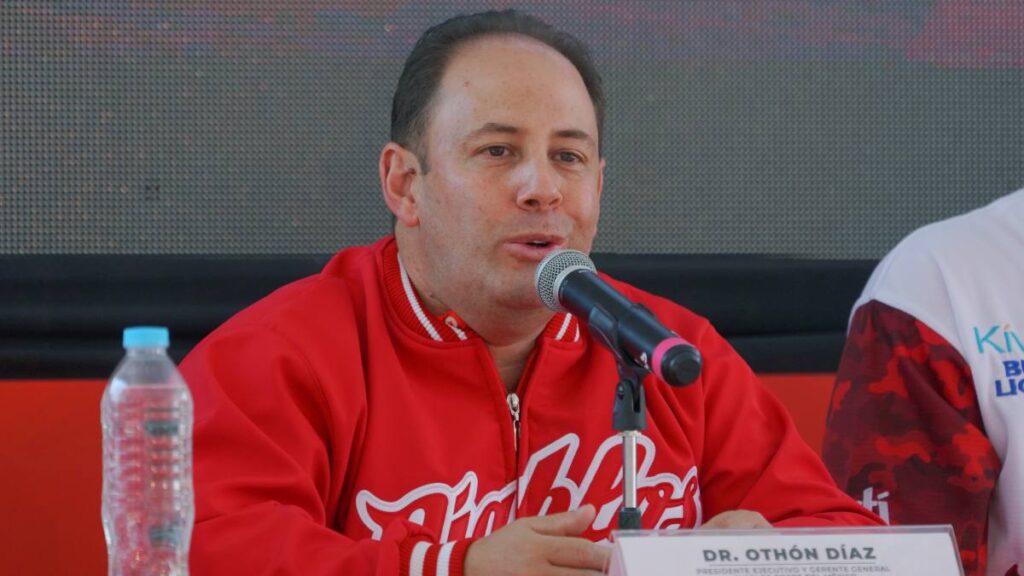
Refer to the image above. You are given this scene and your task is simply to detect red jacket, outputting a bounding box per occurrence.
[182,237,881,576]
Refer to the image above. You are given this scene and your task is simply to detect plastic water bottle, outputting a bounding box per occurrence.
[102,327,194,576]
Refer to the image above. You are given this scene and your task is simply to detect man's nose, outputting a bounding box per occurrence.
[515,158,563,211]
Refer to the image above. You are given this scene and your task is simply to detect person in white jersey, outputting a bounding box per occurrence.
[823,188,1024,576]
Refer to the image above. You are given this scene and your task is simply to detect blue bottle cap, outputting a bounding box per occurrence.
[123,326,170,349]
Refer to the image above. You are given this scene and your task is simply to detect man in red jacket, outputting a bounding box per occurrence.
[182,9,881,576]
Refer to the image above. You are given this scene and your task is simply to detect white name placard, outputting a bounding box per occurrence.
[609,525,962,576]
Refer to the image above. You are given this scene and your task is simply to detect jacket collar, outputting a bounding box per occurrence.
[380,238,580,344]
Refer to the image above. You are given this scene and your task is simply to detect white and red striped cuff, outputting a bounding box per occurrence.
[399,538,475,576]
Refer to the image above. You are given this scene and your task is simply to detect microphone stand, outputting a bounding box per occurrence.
[584,306,650,530]
[612,359,648,530]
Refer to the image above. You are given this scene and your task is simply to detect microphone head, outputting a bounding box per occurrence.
[535,249,596,312]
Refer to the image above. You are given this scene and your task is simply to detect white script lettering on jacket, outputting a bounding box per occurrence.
[355,433,702,542]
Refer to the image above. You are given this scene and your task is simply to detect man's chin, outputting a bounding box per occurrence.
[473,268,553,313]
[487,290,542,311]
[490,285,550,313]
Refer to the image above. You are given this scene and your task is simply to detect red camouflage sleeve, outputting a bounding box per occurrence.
[691,318,884,528]
[823,300,1001,576]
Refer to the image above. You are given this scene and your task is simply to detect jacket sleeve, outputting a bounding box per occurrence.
[181,325,474,576]
[823,300,999,576]
[692,321,884,528]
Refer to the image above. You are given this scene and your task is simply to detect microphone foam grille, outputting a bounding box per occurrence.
[534,250,596,312]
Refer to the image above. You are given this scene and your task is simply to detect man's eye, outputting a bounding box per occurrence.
[558,151,582,163]
[485,146,507,157]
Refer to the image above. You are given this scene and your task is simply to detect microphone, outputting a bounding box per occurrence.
[534,250,702,387]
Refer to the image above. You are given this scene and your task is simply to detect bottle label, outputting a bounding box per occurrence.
[144,420,180,436]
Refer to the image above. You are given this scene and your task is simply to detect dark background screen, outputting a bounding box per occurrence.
[3,1,1023,257]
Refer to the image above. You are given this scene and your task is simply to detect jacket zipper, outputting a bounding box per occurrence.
[506,392,522,515]
[506,392,521,454]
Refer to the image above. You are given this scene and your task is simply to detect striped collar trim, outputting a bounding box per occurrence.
[381,238,580,344]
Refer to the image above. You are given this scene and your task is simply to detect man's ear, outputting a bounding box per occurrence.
[379,142,423,227]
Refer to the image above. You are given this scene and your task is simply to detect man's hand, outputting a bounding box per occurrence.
[702,510,771,529]
[464,504,609,576]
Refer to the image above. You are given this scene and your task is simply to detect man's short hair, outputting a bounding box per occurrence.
[390,9,605,171]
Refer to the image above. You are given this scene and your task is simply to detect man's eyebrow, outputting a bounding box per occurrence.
[554,128,596,146]
[463,123,596,146]
[464,122,520,139]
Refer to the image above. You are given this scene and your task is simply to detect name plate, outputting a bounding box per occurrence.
[609,526,962,576]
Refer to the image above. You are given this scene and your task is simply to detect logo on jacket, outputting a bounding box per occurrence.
[974,324,1024,355]
[994,358,1024,398]
[859,487,890,523]
[355,433,701,542]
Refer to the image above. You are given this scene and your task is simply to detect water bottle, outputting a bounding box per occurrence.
[102,326,194,576]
